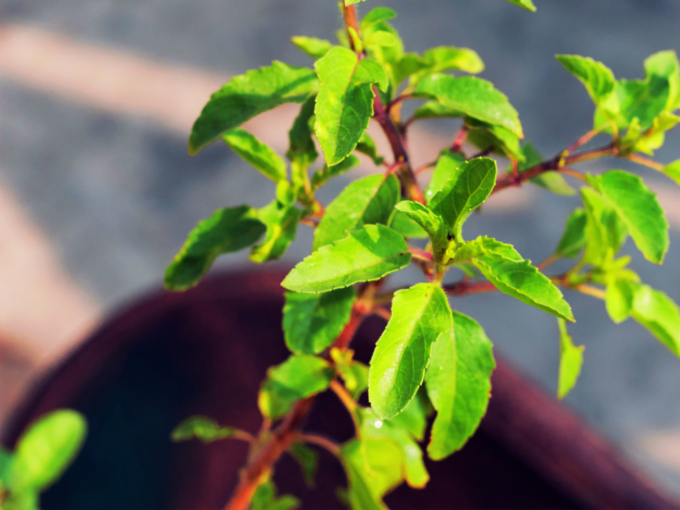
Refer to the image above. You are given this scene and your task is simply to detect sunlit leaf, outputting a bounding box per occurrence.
[369,283,452,419]
[222,129,287,183]
[165,206,266,291]
[258,356,334,420]
[189,62,318,154]
[283,225,411,293]
[426,311,494,460]
[557,319,584,399]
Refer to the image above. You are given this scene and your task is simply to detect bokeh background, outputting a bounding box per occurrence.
[1,0,679,500]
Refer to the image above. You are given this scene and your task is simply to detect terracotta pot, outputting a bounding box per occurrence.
[4,270,677,509]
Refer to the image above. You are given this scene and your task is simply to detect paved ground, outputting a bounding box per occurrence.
[1,0,679,497]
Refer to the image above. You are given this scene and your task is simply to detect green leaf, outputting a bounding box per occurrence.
[250,200,303,263]
[360,408,429,488]
[389,389,431,442]
[170,416,241,443]
[465,118,524,162]
[313,174,399,250]
[361,21,404,86]
[414,75,523,137]
[631,285,680,357]
[314,47,388,165]
[392,53,431,87]
[251,479,300,510]
[369,283,452,420]
[345,0,366,5]
[425,150,466,204]
[340,439,403,510]
[287,95,319,171]
[615,76,671,131]
[283,225,411,293]
[580,187,628,266]
[428,157,497,239]
[412,100,464,121]
[587,170,668,264]
[425,311,495,460]
[332,349,370,400]
[10,410,87,493]
[361,7,397,28]
[505,0,537,12]
[189,62,318,154]
[258,355,334,420]
[394,201,448,262]
[557,319,584,399]
[222,129,287,183]
[389,209,429,239]
[291,36,333,60]
[289,443,319,488]
[518,143,575,196]
[355,132,384,166]
[0,447,11,487]
[664,160,680,185]
[605,274,638,324]
[409,46,485,85]
[556,55,617,110]
[644,50,680,111]
[283,287,356,354]
[165,206,266,291]
[311,155,360,190]
[555,208,588,259]
[454,237,575,321]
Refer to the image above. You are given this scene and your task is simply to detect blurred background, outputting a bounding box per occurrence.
[0,0,679,500]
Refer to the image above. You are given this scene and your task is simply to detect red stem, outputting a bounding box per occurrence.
[444,280,498,296]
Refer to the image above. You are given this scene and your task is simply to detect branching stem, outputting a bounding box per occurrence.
[296,433,341,457]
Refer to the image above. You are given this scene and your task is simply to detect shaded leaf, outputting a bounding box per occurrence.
[10,410,87,493]
[283,225,411,294]
[414,74,523,137]
[291,36,333,60]
[454,237,575,321]
[390,389,431,442]
[171,416,242,443]
[313,175,399,251]
[289,443,319,488]
[250,200,303,263]
[222,129,287,183]
[283,287,356,354]
[632,285,680,357]
[395,201,448,262]
[409,46,484,85]
[311,155,360,190]
[189,62,318,154]
[355,132,384,166]
[425,150,466,204]
[555,208,588,259]
[389,209,429,239]
[340,439,403,510]
[615,76,671,131]
[465,117,524,162]
[360,408,429,488]
[332,349,370,400]
[165,206,266,291]
[557,319,584,399]
[425,311,494,460]
[314,47,388,165]
[252,479,300,510]
[287,95,319,171]
[428,157,497,239]
[518,143,575,196]
[258,355,334,420]
[587,170,668,264]
[369,283,452,419]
